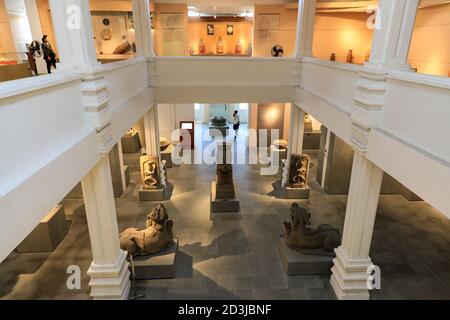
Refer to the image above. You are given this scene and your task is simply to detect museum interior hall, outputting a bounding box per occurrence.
[0,0,450,301]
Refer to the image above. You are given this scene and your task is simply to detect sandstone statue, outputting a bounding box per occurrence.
[283,203,340,252]
[289,154,310,189]
[141,156,160,190]
[120,204,174,256]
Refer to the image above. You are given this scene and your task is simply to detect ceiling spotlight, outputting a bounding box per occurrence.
[214,15,217,19]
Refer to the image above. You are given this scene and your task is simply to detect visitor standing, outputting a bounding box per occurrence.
[42,35,57,74]
[233,110,240,139]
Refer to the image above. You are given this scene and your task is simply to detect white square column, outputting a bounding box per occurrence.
[132,0,154,58]
[330,152,383,300]
[366,0,419,71]
[81,157,131,300]
[48,0,100,72]
[295,0,317,59]
[144,105,161,162]
[282,104,306,186]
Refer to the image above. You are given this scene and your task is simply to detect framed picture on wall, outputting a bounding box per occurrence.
[207,24,214,35]
[227,25,234,36]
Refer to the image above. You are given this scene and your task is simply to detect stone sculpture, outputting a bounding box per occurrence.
[209,116,229,137]
[160,137,171,152]
[142,156,160,190]
[210,116,227,126]
[283,203,341,252]
[289,154,310,189]
[120,204,174,256]
[273,139,288,150]
[216,164,235,199]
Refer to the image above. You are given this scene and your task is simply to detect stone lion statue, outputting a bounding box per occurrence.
[120,204,174,256]
[283,203,341,252]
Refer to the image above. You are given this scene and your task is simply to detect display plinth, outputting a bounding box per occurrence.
[271,145,287,164]
[286,187,311,199]
[121,133,141,154]
[161,145,173,168]
[278,237,334,276]
[124,165,130,186]
[209,124,229,137]
[211,181,240,213]
[131,239,178,280]
[16,205,71,253]
[139,186,165,201]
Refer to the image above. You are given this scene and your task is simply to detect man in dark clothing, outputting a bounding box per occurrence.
[41,35,57,74]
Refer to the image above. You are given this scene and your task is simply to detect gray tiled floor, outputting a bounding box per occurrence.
[1,124,450,300]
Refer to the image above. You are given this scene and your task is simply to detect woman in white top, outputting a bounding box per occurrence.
[232,111,240,139]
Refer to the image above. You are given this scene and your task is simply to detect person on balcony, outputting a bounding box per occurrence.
[42,35,57,74]
[233,110,240,139]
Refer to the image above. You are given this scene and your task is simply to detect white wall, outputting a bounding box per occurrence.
[408,4,450,77]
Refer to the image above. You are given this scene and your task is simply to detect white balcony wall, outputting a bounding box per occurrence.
[382,71,450,163]
[301,57,359,115]
[155,57,296,103]
[0,73,88,196]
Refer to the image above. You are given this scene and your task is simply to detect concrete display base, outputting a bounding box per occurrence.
[139,186,165,201]
[124,165,130,186]
[209,125,229,137]
[131,239,178,280]
[286,186,311,199]
[121,133,141,154]
[211,181,240,213]
[16,205,71,253]
[161,144,174,168]
[278,237,334,276]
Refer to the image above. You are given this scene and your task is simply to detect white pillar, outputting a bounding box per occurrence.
[330,152,383,300]
[81,156,130,300]
[132,0,154,57]
[282,105,306,186]
[117,142,127,193]
[366,0,419,71]
[48,0,100,72]
[295,0,317,59]
[144,105,161,161]
[289,105,306,155]
[24,0,47,75]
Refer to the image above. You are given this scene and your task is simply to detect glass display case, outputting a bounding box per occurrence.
[0,52,32,82]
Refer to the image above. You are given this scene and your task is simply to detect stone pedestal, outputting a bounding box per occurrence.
[121,133,141,154]
[16,205,71,253]
[271,145,288,163]
[131,239,178,280]
[211,181,240,213]
[278,237,334,276]
[286,186,311,199]
[161,144,175,168]
[139,186,165,201]
[209,124,229,137]
[124,165,130,186]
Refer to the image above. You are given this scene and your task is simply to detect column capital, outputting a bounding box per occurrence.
[350,66,388,153]
[81,72,114,154]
